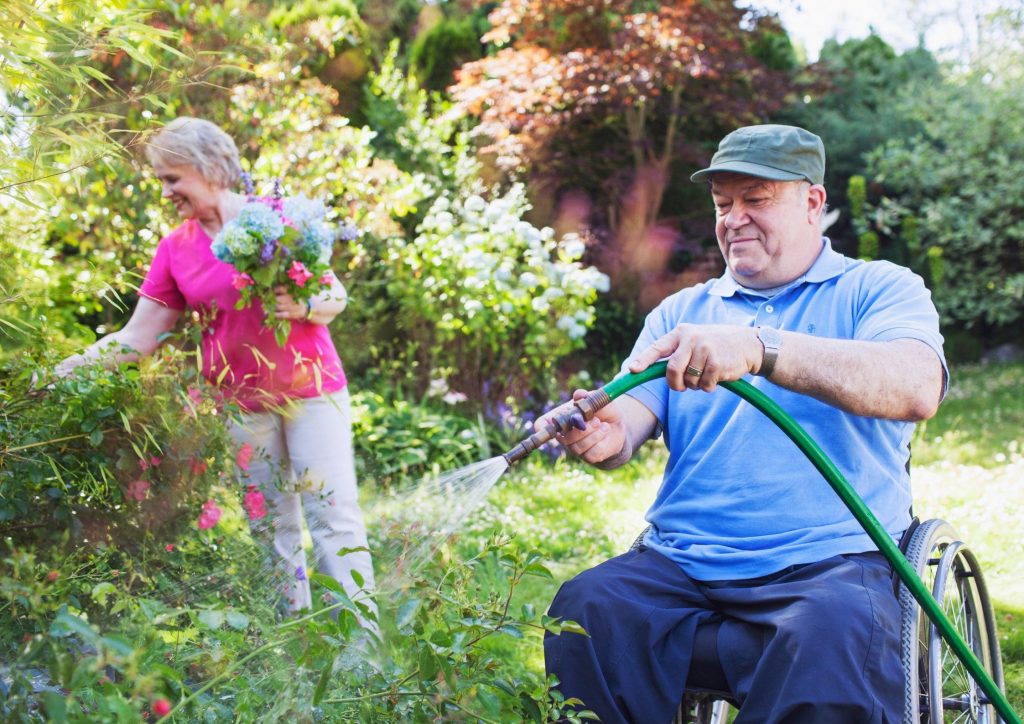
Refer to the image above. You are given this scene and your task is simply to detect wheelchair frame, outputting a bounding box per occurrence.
[665,517,1004,724]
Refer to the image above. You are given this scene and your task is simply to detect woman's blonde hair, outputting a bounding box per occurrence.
[145,117,242,188]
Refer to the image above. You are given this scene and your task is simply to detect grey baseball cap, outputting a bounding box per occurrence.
[690,124,825,185]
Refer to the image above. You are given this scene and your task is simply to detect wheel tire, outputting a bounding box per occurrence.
[674,692,729,724]
[898,519,1004,723]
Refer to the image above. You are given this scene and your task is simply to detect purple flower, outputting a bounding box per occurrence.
[240,171,256,196]
[338,221,360,242]
[260,239,277,263]
[294,565,307,581]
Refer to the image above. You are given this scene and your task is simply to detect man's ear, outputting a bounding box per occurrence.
[806,184,827,223]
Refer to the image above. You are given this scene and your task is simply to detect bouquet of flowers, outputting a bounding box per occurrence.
[211,193,354,345]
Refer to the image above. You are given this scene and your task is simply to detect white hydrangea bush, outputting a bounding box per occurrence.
[387,184,610,394]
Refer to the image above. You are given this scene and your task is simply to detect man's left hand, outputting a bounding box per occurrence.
[627,323,764,392]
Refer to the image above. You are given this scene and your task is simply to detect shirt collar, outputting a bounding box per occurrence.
[709,237,846,298]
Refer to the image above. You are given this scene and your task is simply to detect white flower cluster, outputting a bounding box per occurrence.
[407,184,611,350]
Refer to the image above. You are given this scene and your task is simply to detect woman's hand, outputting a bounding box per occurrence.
[273,288,311,321]
[274,276,347,325]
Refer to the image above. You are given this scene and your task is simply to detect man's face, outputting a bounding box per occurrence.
[711,174,824,289]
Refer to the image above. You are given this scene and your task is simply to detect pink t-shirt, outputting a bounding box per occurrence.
[139,219,346,412]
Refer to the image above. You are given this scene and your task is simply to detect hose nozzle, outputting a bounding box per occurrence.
[502,388,612,466]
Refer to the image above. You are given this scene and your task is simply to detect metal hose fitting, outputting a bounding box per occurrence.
[502,388,614,466]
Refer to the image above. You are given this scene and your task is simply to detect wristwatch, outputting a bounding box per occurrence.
[756,326,782,378]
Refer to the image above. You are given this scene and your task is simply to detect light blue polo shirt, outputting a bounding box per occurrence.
[626,239,947,580]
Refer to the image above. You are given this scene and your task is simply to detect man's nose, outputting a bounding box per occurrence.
[723,205,749,228]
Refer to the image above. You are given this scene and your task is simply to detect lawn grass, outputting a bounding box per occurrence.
[462,361,1024,713]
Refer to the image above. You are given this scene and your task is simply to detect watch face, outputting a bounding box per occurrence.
[760,327,782,348]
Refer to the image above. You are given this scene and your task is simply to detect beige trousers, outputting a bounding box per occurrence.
[228,389,375,618]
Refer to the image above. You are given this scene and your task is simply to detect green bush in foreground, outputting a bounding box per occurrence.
[0,341,236,548]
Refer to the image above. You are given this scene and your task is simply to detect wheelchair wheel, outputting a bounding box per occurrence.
[899,519,1004,723]
[674,692,729,724]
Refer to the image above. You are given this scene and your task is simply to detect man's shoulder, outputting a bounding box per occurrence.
[830,255,923,289]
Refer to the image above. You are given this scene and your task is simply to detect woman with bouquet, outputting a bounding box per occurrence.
[54,117,376,620]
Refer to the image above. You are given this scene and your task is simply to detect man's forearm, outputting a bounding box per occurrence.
[769,334,944,421]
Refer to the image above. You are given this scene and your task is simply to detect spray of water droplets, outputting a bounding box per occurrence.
[366,456,511,592]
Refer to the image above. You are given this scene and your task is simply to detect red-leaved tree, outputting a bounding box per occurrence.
[451,0,796,310]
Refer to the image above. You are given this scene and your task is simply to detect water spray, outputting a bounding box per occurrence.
[498,360,1019,723]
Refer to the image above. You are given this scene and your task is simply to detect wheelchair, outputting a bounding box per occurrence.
[630,517,1005,724]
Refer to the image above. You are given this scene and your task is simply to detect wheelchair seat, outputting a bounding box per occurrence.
[629,519,1005,724]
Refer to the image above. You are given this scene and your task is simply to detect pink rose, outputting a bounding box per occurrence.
[287,261,313,287]
[197,499,222,530]
[242,485,268,520]
[125,480,151,501]
[232,273,254,290]
[236,442,254,471]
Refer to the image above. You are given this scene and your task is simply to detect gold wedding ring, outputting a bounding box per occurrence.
[685,365,703,377]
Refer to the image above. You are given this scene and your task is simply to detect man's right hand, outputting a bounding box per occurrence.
[535,390,632,466]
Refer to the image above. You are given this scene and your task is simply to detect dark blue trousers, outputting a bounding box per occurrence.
[545,547,902,723]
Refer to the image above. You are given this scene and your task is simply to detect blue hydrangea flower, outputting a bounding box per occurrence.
[210,233,234,263]
[220,222,259,257]
[282,195,327,230]
[237,202,285,242]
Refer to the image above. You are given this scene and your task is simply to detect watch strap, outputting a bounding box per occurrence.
[756,326,781,378]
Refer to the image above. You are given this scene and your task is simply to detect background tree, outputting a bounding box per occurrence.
[777,34,941,253]
[450,0,798,317]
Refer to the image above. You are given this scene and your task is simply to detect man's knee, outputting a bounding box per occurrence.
[547,566,611,631]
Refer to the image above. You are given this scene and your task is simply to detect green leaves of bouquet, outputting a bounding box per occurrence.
[211,195,349,345]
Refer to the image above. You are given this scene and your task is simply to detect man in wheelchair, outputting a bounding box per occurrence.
[541,125,947,723]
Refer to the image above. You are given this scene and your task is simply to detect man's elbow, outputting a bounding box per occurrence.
[905,393,940,422]
[904,373,945,421]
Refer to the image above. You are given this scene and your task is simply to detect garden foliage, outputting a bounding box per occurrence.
[4,0,1024,719]
[859,79,1024,334]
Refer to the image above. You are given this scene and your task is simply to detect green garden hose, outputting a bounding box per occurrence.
[504,360,1020,723]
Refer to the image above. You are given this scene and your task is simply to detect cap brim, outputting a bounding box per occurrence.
[690,161,807,184]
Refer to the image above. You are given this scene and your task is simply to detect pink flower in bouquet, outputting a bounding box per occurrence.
[232,272,254,290]
[197,499,222,530]
[287,260,313,287]
[243,485,268,520]
[236,442,254,471]
[319,272,332,285]
[125,479,151,501]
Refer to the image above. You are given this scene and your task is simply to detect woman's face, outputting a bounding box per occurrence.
[152,162,221,220]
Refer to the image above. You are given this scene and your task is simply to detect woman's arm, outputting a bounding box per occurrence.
[54,298,182,377]
[274,271,349,326]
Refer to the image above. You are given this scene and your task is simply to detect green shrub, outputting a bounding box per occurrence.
[863,79,1024,332]
[0,340,236,547]
[386,185,610,403]
[410,15,486,91]
[352,390,495,488]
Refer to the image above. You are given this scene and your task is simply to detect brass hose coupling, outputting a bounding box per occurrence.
[501,388,612,465]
